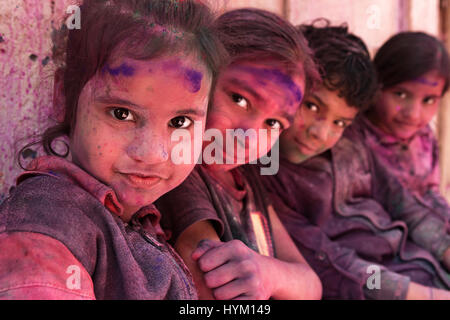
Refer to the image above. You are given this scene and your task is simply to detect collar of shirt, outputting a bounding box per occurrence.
[16,156,162,228]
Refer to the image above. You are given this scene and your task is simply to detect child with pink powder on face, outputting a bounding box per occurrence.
[263,28,450,299]
[355,32,450,298]
[0,0,228,299]
[363,32,450,215]
[156,8,322,300]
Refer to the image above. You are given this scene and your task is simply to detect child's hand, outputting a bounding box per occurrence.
[407,281,450,300]
[191,239,272,300]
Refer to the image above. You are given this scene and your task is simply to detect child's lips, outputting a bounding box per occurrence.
[120,172,163,189]
[394,119,421,129]
[294,137,316,154]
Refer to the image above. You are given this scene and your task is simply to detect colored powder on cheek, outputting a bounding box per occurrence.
[161,148,168,160]
[184,69,203,93]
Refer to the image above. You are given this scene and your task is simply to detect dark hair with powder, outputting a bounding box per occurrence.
[19,0,228,166]
[374,31,450,94]
[215,8,320,96]
[299,19,378,110]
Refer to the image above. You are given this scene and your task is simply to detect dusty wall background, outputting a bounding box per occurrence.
[0,0,447,202]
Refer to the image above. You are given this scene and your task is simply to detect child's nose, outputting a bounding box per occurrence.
[126,129,169,164]
[308,122,329,143]
[402,101,422,123]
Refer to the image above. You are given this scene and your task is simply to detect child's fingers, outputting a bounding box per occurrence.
[196,240,249,273]
[203,260,241,289]
[191,239,222,261]
[212,278,252,300]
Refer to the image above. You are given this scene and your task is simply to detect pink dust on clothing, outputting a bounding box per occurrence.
[0,156,197,299]
[358,115,442,204]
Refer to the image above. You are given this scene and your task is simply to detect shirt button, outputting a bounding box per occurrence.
[316,251,327,261]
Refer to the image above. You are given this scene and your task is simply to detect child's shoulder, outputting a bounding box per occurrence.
[329,124,373,173]
[0,174,105,234]
[12,173,98,208]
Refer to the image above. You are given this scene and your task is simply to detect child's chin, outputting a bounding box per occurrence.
[118,188,159,209]
[392,129,417,140]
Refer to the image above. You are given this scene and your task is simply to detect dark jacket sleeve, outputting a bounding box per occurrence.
[270,189,410,300]
[371,154,450,261]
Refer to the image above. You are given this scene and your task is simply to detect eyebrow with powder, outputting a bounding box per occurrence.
[310,94,354,122]
[95,95,206,117]
[280,112,295,125]
[228,78,295,124]
[227,78,265,102]
[95,95,143,110]
[175,108,206,117]
[310,93,328,109]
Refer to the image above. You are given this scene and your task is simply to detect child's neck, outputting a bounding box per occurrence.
[208,167,239,190]
[121,207,137,223]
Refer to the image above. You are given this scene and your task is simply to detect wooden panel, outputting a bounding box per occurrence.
[0,0,73,201]
[438,0,450,201]
[286,0,401,55]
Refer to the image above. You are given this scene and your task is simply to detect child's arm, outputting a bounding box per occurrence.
[406,281,450,300]
[266,204,323,299]
[188,206,322,300]
[174,220,220,300]
[0,232,95,300]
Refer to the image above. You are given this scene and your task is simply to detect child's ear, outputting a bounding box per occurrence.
[53,68,66,123]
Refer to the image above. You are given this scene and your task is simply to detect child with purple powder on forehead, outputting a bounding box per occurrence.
[156,8,322,300]
[354,31,450,298]
[262,25,450,299]
[0,0,228,299]
[362,32,450,218]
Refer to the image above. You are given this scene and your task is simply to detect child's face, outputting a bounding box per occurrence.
[280,86,359,164]
[206,60,305,171]
[70,55,211,218]
[371,70,445,140]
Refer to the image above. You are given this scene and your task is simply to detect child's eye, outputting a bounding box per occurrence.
[231,93,249,109]
[423,97,437,105]
[265,119,283,130]
[169,116,192,129]
[305,102,319,113]
[111,108,135,121]
[334,120,347,129]
[394,91,407,99]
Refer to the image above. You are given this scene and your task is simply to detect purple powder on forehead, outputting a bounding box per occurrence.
[413,77,439,87]
[157,60,203,92]
[103,63,135,77]
[184,69,203,93]
[238,66,303,103]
